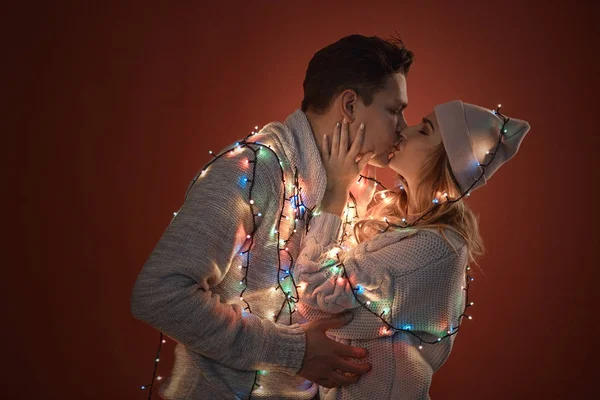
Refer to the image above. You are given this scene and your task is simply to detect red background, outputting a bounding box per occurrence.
[6,1,599,399]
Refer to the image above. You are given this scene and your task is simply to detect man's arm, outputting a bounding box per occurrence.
[130,146,305,374]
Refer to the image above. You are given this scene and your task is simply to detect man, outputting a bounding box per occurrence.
[130,34,412,399]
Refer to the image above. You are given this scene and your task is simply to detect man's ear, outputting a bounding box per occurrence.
[339,90,358,123]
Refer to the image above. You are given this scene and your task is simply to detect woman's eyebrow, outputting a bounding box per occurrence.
[423,117,434,131]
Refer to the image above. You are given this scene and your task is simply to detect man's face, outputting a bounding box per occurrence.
[353,73,408,167]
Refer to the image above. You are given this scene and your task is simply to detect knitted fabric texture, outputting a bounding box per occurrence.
[131,110,326,400]
[294,213,469,400]
[434,100,530,194]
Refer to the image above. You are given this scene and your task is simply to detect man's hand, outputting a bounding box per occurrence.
[297,312,372,388]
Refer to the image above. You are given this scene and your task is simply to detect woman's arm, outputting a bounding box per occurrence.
[294,212,399,314]
[296,228,468,341]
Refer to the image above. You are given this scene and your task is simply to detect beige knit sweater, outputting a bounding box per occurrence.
[294,212,469,400]
[130,110,327,399]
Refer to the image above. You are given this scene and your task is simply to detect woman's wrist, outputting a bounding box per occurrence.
[320,186,348,217]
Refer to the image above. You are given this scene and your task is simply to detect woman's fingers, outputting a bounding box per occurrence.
[357,152,375,172]
[320,122,340,162]
[320,134,330,162]
[349,122,365,158]
[340,119,349,156]
[331,120,341,157]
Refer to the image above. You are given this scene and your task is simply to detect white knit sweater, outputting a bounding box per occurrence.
[130,110,327,399]
[294,212,469,400]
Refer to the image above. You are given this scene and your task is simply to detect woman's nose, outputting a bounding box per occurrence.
[403,126,420,139]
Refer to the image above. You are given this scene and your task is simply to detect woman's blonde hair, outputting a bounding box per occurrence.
[354,143,485,265]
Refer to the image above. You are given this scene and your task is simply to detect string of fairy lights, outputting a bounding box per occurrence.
[313,104,510,348]
[139,104,509,397]
[140,125,316,398]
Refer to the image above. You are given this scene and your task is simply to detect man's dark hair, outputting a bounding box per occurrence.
[301,34,414,114]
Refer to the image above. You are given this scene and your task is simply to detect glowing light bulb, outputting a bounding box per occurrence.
[366,301,371,305]
[381,193,386,198]
[249,199,254,205]
[418,345,423,350]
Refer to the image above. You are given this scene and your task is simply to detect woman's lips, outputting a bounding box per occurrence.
[388,145,401,160]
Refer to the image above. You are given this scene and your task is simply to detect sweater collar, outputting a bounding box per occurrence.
[282,109,327,212]
[260,109,326,212]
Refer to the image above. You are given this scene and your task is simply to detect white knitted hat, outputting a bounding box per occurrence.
[433,100,530,195]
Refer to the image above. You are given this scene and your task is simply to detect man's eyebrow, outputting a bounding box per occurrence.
[423,117,434,131]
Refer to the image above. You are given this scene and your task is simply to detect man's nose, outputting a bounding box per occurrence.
[397,115,408,131]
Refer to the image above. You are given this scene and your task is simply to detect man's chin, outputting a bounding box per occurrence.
[368,155,390,168]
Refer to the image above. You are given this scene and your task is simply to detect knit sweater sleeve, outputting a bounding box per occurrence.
[295,215,467,339]
[294,212,394,313]
[130,146,306,375]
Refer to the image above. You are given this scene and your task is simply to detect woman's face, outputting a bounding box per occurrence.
[388,111,443,183]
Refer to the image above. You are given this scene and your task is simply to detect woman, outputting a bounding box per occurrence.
[293,100,530,399]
